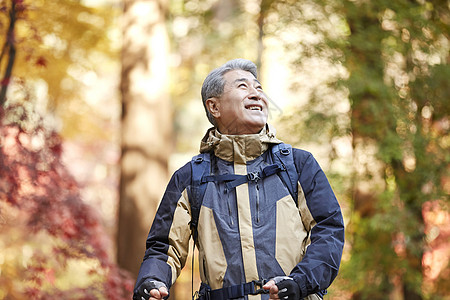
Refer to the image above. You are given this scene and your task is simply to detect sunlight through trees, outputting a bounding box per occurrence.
[0,0,448,299]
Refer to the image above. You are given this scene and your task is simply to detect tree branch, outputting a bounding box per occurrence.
[0,0,17,107]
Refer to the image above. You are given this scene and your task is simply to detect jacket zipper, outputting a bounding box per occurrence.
[255,183,260,223]
[227,197,234,225]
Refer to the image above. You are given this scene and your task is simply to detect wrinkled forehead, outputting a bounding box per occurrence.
[223,69,260,85]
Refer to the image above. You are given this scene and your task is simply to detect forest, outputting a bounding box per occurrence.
[0,0,448,299]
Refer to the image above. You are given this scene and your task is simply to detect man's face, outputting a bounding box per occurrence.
[208,69,269,135]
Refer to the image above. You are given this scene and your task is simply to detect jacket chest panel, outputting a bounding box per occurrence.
[201,155,294,231]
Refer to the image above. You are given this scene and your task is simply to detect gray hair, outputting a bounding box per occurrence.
[201,58,258,126]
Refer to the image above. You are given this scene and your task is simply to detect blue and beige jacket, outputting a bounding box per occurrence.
[135,125,345,299]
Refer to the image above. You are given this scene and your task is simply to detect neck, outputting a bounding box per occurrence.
[216,123,264,135]
[199,124,282,163]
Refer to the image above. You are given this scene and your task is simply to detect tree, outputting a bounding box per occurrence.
[1,0,132,298]
[118,0,173,277]
[0,0,17,105]
[339,1,448,298]
[1,95,133,299]
[278,0,449,298]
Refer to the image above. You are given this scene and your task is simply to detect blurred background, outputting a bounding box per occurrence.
[0,0,448,299]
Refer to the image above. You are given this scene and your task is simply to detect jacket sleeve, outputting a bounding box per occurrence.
[289,149,345,297]
[134,162,192,291]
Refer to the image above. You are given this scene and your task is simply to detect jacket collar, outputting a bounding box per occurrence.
[199,124,282,164]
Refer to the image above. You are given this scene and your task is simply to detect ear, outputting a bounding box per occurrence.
[206,97,220,118]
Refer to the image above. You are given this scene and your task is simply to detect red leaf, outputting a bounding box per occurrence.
[44,268,55,285]
[36,57,47,67]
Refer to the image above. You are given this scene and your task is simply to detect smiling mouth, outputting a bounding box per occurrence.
[246,105,262,111]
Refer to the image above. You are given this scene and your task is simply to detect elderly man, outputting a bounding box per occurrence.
[133,59,345,300]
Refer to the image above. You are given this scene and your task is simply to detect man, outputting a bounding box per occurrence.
[133,59,345,300]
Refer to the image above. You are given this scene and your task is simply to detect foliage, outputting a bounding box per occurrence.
[278,0,449,298]
[0,0,120,138]
[1,0,447,298]
[1,0,132,298]
[0,84,133,299]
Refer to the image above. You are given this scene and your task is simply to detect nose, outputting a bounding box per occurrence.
[248,86,262,101]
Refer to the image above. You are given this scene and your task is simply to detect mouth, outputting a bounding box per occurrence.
[245,104,263,111]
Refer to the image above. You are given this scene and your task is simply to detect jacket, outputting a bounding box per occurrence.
[135,125,345,299]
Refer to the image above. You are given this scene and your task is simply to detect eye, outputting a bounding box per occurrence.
[238,83,247,88]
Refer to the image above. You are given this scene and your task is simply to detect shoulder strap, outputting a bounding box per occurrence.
[188,153,211,299]
[188,152,211,243]
[271,143,299,205]
[189,144,299,239]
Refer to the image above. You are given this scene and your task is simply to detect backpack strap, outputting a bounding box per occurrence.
[271,143,299,205]
[202,163,285,191]
[188,144,299,242]
[188,153,211,243]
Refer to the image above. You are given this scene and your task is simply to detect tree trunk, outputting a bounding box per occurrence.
[256,0,274,78]
[118,0,172,278]
[0,0,17,107]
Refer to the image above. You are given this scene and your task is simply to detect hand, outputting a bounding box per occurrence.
[133,279,169,300]
[147,287,169,300]
[263,280,280,299]
[263,276,300,299]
